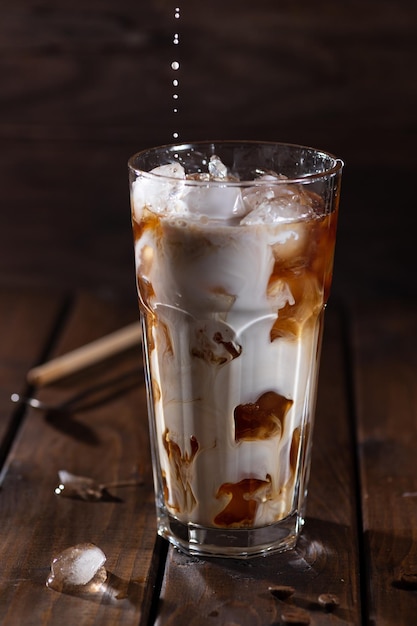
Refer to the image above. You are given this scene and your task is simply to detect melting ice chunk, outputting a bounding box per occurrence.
[46,543,107,592]
[179,184,245,220]
[55,469,142,501]
[132,162,186,219]
[181,155,244,219]
[151,163,185,179]
[208,154,229,179]
[240,178,315,225]
[55,470,106,501]
[133,155,249,221]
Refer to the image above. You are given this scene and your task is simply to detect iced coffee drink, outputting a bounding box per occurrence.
[129,141,343,557]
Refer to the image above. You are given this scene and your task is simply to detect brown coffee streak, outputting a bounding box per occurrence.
[214,476,271,527]
[234,391,293,442]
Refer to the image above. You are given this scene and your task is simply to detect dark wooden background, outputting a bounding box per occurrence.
[0,5,416,623]
[1,0,416,306]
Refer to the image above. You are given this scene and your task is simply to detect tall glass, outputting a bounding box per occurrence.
[128,141,343,558]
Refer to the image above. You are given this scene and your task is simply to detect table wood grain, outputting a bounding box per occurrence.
[353,302,417,625]
[0,289,416,625]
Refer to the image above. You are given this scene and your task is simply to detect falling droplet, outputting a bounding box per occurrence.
[171,5,181,142]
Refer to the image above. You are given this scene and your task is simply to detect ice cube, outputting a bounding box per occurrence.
[208,154,229,179]
[132,162,186,219]
[54,469,142,501]
[46,543,107,592]
[150,163,185,180]
[55,470,105,501]
[179,184,245,220]
[170,154,245,220]
[240,181,314,225]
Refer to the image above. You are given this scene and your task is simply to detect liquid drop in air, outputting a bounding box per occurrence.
[171,6,181,142]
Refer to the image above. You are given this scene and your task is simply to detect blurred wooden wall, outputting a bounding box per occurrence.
[1,0,416,302]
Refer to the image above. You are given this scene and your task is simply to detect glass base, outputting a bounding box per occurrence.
[157,510,304,559]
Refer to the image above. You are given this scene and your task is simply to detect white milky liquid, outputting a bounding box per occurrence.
[132,164,337,529]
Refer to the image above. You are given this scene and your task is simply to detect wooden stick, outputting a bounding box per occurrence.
[27,322,142,387]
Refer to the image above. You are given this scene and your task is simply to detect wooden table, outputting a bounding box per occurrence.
[0,288,416,625]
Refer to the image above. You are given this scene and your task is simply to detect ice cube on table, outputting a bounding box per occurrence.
[55,470,105,501]
[46,543,107,592]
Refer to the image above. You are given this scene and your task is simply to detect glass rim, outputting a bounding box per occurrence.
[128,140,344,186]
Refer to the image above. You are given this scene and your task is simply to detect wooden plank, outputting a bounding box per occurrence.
[155,304,362,625]
[0,291,159,626]
[353,300,417,625]
[0,0,415,165]
[0,287,66,459]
